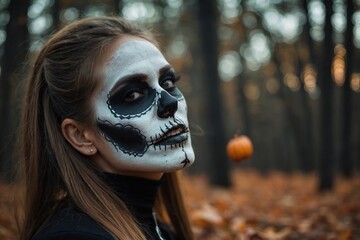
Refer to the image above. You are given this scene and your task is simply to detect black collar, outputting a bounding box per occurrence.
[100,172,164,238]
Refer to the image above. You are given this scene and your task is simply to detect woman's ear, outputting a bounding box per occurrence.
[61,118,97,155]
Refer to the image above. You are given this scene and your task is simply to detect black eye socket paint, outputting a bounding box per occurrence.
[159,69,183,100]
[110,81,148,104]
[108,87,157,119]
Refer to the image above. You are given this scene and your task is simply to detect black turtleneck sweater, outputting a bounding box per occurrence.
[33,173,176,240]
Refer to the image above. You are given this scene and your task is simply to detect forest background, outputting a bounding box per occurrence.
[0,0,359,239]
[1,0,359,188]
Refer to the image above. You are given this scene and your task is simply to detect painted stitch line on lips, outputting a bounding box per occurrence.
[150,127,188,145]
[148,118,188,145]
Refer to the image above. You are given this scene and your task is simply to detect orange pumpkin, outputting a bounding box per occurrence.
[226,135,253,162]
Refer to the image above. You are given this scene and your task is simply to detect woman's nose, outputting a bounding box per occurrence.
[157,91,178,118]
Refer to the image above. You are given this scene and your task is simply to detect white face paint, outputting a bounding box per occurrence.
[93,39,195,173]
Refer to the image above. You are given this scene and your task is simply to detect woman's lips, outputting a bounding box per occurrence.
[153,125,188,146]
[155,132,188,145]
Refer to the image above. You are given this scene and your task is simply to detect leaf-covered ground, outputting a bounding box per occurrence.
[184,170,360,240]
[1,170,359,240]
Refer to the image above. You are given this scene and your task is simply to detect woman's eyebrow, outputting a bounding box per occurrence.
[159,65,174,77]
[110,73,147,96]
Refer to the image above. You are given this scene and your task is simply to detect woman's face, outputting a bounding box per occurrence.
[92,37,194,178]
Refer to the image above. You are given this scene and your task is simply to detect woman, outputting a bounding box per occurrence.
[18,16,195,240]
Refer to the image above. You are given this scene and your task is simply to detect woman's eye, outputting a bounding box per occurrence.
[161,79,176,90]
[124,91,144,103]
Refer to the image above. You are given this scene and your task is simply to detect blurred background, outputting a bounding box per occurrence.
[0,0,359,192]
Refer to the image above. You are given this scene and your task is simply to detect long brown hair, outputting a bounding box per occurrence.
[18,16,193,240]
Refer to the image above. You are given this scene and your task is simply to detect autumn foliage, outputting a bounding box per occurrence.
[1,170,360,240]
[184,170,360,240]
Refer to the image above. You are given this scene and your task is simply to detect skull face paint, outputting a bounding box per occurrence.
[93,39,195,172]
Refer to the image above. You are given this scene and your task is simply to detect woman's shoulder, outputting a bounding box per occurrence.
[33,205,114,240]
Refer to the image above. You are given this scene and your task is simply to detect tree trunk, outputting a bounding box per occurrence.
[294,42,315,173]
[197,0,230,187]
[0,0,30,181]
[340,0,354,178]
[318,0,335,192]
[272,46,297,172]
[52,0,61,30]
[110,0,121,15]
